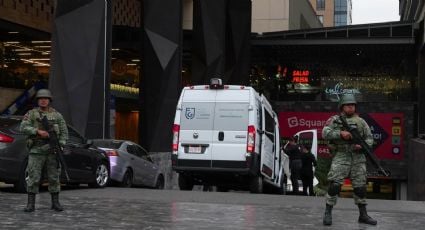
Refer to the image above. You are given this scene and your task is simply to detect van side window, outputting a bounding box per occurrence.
[264,111,275,135]
[264,110,276,152]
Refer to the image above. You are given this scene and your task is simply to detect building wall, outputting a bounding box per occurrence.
[400,0,424,21]
[183,0,193,30]
[251,0,290,33]
[115,111,139,143]
[183,0,321,33]
[408,137,425,201]
[0,0,54,32]
[0,0,142,33]
[112,0,141,27]
[288,0,322,30]
[309,0,335,27]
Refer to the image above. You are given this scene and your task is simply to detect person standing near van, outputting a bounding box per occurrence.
[284,137,302,195]
[300,146,317,196]
[20,89,68,212]
[321,94,377,226]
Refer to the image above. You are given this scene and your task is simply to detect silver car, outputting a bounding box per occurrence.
[92,139,164,189]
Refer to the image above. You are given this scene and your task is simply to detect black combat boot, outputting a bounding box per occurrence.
[323,204,333,225]
[51,193,64,211]
[24,193,36,212]
[358,204,377,225]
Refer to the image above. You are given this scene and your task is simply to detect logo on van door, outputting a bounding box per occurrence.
[185,108,195,119]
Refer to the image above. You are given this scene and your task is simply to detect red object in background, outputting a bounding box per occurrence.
[344,178,351,185]
[278,112,404,160]
[292,70,310,83]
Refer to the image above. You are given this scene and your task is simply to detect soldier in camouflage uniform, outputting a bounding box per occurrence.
[321,94,377,226]
[20,89,68,212]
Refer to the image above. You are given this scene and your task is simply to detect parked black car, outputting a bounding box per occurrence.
[0,116,110,193]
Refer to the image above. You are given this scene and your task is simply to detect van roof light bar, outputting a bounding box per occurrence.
[210,78,224,89]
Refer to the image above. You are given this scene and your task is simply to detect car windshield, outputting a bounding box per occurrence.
[0,117,23,134]
[93,140,123,149]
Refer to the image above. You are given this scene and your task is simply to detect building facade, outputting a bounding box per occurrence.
[309,0,352,27]
[183,0,322,33]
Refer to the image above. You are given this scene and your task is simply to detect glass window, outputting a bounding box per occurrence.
[134,145,151,161]
[316,0,325,10]
[334,13,347,26]
[334,0,347,11]
[264,111,275,134]
[317,15,324,24]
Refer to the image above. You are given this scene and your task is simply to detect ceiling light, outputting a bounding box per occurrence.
[131,59,140,62]
[29,58,50,61]
[33,64,50,67]
[22,59,50,66]
[31,41,51,43]
[8,31,19,34]
[13,48,30,52]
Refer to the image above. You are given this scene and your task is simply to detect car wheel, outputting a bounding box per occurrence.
[155,175,165,189]
[178,174,194,191]
[249,175,263,194]
[89,162,109,188]
[14,159,28,193]
[120,170,133,188]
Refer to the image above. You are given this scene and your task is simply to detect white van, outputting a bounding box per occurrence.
[172,78,289,193]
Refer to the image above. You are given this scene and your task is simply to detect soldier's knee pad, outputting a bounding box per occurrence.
[328,182,341,196]
[353,186,367,198]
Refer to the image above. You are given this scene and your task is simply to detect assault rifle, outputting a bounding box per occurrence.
[339,116,390,177]
[40,115,70,181]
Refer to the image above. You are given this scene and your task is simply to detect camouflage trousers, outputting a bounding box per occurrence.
[325,161,367,206]
[26,153,61,194]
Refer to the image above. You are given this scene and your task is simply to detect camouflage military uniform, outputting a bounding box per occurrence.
[322,114,373,205]
[20,107,68,194]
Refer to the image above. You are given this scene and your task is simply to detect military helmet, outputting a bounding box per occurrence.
[35,89,53,100]
[338,94,356,109]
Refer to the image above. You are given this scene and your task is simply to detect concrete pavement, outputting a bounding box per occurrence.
[1,187,424,229]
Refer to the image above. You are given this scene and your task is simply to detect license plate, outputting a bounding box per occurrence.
[188,146,202,153]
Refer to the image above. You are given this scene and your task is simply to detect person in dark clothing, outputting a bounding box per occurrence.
[284,137,302,195]
[300,145,317,196]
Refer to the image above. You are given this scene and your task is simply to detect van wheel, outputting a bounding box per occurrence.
[178,175,194,191]
[249,175,263,194]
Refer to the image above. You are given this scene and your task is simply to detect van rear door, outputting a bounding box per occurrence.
[211,89,250,168]
[260,95,277,180]
[294,129,318,159]
[178,89,216,168]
